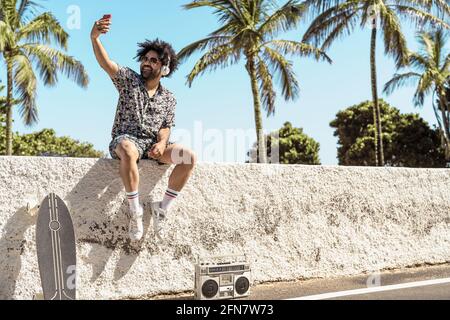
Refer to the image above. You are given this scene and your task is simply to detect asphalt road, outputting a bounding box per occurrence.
[148,263,450,300]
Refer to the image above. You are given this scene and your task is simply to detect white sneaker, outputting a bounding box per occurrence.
[128,205,144,241]
[151,201,168,238]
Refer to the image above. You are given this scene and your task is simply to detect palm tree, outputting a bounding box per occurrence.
[0,79,22,133]
[301,0,450,166]
[436,78,450,166]
[384,30,450,164]
[177,0,331,163]
[0,82,5,110]
[0,0,89,155]
[0,83,6,127]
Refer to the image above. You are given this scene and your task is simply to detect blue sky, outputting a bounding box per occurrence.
[2,0,447,164]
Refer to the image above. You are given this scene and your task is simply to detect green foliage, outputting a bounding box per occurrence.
[1,0,89,155]
[248,121,321,165]
[330,100,446,167]
[384,31,450,159]
[303,0,450,166]
[0,0,89,126]
[303,1,450,68]
[0,127,104,158]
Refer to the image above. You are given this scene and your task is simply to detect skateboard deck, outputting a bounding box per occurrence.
[36,193,76,300]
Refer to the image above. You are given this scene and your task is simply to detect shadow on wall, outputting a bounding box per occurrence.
[0,205,35,299]
[0,158,171,299]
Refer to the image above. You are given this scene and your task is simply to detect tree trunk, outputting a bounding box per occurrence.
[246,56,267,163]
[6,56,13,156]
[370,20,384,166]
[437,88,450,163]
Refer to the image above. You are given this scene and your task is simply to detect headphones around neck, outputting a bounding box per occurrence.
[161,56,171,77]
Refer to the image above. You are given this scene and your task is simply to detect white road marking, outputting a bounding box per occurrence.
[287,277,450,300]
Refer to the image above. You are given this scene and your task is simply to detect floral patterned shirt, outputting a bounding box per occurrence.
[110,65,176,140]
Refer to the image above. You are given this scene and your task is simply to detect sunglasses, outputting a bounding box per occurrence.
[141,56,161,65]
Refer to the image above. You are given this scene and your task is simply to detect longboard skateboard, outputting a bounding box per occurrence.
[36,193,76,300]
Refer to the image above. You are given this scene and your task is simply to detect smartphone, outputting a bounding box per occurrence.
[103,14,112,19]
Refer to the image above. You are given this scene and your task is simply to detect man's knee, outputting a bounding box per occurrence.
[185,149,197,168]
[115,140,139,161]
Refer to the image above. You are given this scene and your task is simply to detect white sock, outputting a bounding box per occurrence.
[160,188,179,211]
[126,190,140,212]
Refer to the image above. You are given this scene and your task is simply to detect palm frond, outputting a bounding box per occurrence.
[257,0,305,38]
[11,52,38,125]
[21,44,88,88]
[379,4,409,68]
[390,5,450,30]
[177,35,232,63]
[262,46,299,101]
[301,0,345,19]
[357,0,374,29]
[0,20,15,51]
[236,0,256,27]
[20,43,57,85]
[441,54,450,74]
[318,9,360,52]
[416,32,438,70]
[0,0,18,26]
[383,72,421,95]
[209,22,239,36]
[426,0,450,18]
[183,0,228,11]
[432,29,447,69]
[263,39,332,63]
[256,55,276,115]
[185,43,239,87]
[302,1,360,48]
[408,51,430,72]
[183,0,246,27]
[17,12,69,50]
[17,0,43,21]
[413,72,433,107]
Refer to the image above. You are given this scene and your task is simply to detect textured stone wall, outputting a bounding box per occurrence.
[0,156,449,299]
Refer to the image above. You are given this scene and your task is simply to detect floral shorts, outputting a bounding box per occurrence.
[109,134,173,164]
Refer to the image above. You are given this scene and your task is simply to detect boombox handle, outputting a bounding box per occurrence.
[196,253,248,265]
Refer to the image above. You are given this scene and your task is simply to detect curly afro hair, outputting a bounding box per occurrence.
[134,38,179,78]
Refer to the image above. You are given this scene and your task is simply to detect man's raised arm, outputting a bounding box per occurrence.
[90,15,119,79]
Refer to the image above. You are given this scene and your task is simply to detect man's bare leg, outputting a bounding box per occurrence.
[152,144,197,211]
[115,139,143,240]
[115,140,140,192]
[158,143,197,191]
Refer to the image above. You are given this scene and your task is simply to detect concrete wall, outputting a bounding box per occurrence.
[0,156,449,300]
